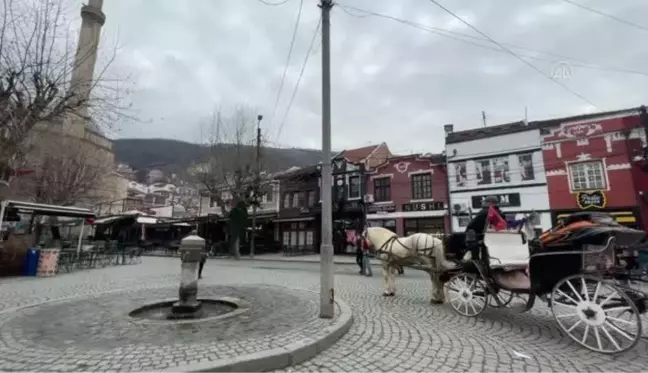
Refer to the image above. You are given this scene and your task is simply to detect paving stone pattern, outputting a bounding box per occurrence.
[1,258,648,372]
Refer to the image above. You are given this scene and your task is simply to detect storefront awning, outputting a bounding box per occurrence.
[3,200,95,218]
[556,211,637,224]
[366,210,447,220]
[137,216,159,224]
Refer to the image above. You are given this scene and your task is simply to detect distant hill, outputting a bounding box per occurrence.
[113,138,323,179]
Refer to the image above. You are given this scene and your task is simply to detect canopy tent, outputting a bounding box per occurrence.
[0,200,96,255]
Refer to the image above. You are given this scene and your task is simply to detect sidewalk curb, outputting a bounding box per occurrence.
[143,254,377,266]
[162,297,354,373]
[215,257,376,265]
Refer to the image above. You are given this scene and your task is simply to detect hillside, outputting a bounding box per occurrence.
[113,138,323,179]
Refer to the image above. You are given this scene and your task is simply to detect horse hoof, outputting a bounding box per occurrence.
[430,299,444,305]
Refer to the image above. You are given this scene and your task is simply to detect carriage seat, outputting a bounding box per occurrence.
[483,232,530,269]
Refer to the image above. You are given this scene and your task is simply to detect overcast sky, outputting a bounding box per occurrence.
[75,0,648,155]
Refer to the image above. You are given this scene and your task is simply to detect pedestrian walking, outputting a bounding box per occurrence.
[362,237,373,277]
[355,232,364,274]
[198,248,208,279]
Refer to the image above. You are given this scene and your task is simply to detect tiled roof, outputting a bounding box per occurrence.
[445,106,644,144]
[445,120,530,144]
[339,144,382,162]
[386,153,445,164]
[273,164,319,180]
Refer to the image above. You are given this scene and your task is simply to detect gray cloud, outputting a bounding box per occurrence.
[77,0,648,155]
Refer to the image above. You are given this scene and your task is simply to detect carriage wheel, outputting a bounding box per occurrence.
[551,274,642,354]
[444,273,488,317]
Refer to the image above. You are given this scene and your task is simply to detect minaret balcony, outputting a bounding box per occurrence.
[81,4,106,26]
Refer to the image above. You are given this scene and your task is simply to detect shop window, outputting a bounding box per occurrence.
[569,161,606,191]
[282,231,290,245]
[404,217,444,236]
[411,173,432,200]
[367,220,396,232]
[307,190,316,207]
[264,185,273,202]
[283,193,291,209]
[374,177,391,202]
[476,156,510,185]
[306,231,314,245]
[291,192,301,208]
[348,176,361,199]
[518,153,535,181]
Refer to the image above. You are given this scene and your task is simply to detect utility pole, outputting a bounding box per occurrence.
[250,114,263,258]
[482,111,487,127]
[319,0,335,319]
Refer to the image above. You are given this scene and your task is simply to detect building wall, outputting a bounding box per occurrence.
[198,181,280,217]
[366,156,449,236]
[446,128,551,232]
[541,112,646,227]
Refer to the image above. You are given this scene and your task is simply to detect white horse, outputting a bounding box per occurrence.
[363,226,458,303]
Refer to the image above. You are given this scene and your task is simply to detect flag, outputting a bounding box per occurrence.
[487,205,507,231]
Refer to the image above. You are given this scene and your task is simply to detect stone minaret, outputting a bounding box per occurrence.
[67,0,106,138]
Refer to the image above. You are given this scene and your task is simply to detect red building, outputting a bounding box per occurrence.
[540,107,648,230]
[365,154,450,236]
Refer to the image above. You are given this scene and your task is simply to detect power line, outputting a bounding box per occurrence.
[268,0,304,127]
[255,0,293,6]
[275,19,322,143]
[424,0,597,108]
[336,3,648,78]
[561,0,648,33]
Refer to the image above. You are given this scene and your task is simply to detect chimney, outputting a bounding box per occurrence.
[443,124,454,136]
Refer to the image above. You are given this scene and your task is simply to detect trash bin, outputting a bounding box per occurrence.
[23,248,40,276]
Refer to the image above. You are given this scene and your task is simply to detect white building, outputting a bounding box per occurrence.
[444,121,552,234]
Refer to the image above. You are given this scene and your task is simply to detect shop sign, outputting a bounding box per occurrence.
[576,190,607,209]
[367,204,396,214]
[471,193,521,209]
[402,201,445,212]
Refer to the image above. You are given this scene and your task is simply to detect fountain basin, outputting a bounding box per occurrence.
[128,296,250,325]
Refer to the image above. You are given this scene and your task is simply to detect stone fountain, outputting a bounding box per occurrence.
[128,231,247,324]
[168,231,205,319]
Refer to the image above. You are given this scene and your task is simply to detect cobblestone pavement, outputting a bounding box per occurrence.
[1,258,648,372]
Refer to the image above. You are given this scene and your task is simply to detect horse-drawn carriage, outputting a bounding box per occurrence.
[363,210,648,355]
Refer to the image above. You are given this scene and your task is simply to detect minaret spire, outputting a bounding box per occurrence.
[68,0,106,136]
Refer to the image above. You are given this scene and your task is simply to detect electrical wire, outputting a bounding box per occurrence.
[275,18,322,143]
[423,0,597,108]
[335,3,648,78]
[560,0,648,33]
[255,0,292,6]
[268,0,304,128]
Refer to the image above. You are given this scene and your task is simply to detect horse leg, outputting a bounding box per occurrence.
[381,262,394,296]
[387,264,396,296]
[429,271,445,304]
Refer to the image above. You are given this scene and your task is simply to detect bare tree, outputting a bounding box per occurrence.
[13,135,112,205]
[0,0,132,186]
[193,105,262,259]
